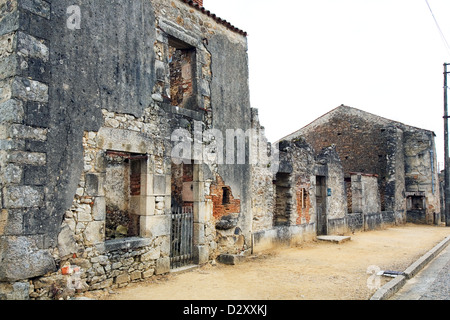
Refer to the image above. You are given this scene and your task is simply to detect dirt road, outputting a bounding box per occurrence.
[96,224,450,300]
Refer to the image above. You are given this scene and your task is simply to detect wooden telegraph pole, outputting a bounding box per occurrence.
[444,63,450,226]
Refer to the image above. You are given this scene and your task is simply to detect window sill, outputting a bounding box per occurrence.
[95,237,151,253]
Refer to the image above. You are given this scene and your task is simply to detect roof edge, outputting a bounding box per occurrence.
[180,0,248,36]
[277,104,437,143]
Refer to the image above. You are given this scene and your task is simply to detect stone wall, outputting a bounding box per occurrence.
[285,105,439,226]
[403,129,441,224]
[253,138,318,252]
[0,0,256,300]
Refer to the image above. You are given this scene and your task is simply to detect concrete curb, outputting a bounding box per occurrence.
[370,235,450,300]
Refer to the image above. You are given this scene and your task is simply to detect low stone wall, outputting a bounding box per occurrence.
[252,224,316,253]
[29,237,168,300]
[328,217,347,235]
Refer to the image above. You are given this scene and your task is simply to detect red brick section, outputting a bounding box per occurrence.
[192,0,203,6]
[130,173,141,196]
[296,179,311,224]
[207,175,241,220]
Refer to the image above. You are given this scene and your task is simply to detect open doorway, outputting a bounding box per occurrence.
[274,172,292,226]
[170,162,194,269]
[316,176,327,236]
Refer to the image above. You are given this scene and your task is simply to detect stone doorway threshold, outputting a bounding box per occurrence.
[317,235,351,244]
[170,264,199,274]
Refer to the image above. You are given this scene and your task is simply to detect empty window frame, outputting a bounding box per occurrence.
[104,151,147,240]
[168,37,196,110]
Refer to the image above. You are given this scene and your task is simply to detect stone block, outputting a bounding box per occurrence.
[85,173,104,196]
[8,124,47,141]
[142,196,156,216]
[76,204,92,222]
[115,273,130,285]
[23,165,46,185]
[92,197,106,221]
[160,236,170,256]
[8,282,30,300]
[142,269,155,279]
[194,245,209,265]
[140,214,170,238]
[141,174,153,195]
[7,151,46,165]
[57,223,78,258]
[0,209,8,236]
[19,0,51,20]
[193,222,205,245]
[141,247,160,262]
[84,221,104,246]
[16,31,49,61]
[25,140,46,153]
[11,77,48,103]
[217,254,245,266]
[97,127,150,155]
[90,278,113,290]
[0,99,24,123]
[153,175,166,195]
[103,237,151,252]
[130,271,142,281]
[0,236,56,281]
[155,257,170,275]
[3,185,43,208]
[0,53,18,80]
[1,164,23,185]
[0,139,25,151]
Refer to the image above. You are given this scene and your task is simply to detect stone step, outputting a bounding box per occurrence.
[317,235,351,244]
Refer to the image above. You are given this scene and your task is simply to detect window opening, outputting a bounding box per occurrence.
[222,187,231,205]
[104,151,147,240]
[168,38,196,110]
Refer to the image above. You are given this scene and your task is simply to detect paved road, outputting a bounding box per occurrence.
[391,244,450,300]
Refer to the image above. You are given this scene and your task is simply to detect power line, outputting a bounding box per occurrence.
[425,0,450,57]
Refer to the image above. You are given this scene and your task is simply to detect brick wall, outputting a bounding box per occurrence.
[301,113,390,209]
[207,175,241,220]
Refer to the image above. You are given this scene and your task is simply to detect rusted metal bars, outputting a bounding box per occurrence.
[170,206,194,269]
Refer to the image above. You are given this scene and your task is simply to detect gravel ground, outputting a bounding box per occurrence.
[87,224,450,301]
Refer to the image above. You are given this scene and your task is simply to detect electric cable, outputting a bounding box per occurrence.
[425,0,450,57]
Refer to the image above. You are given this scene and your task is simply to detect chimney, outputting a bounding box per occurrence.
[192,0,203,7]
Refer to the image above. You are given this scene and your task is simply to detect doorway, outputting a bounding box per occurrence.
[170,163,194,269]
[274,172,292,226]
[316,176,327,236]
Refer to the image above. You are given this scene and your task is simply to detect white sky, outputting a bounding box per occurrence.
[205,0,450,168]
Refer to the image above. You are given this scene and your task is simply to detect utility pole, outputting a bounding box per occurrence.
[444,63,450,227]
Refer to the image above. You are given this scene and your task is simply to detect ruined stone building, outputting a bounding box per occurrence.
[283,105,442,227]
[0,1,442,300]
[0,0,278,299]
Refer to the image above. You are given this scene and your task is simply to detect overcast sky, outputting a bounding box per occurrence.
[205,0,450,168]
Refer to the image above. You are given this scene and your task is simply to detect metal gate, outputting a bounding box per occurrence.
[170,206,194,269]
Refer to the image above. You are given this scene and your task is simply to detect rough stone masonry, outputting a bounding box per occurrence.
[0,0,440,300]
[0,0,270,299]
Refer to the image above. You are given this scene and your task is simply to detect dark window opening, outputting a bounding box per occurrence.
[168,37,196,110]
[274,172,292,226]
[407,196,425,210]
[222,187,231,205]
[345,178,352,213]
